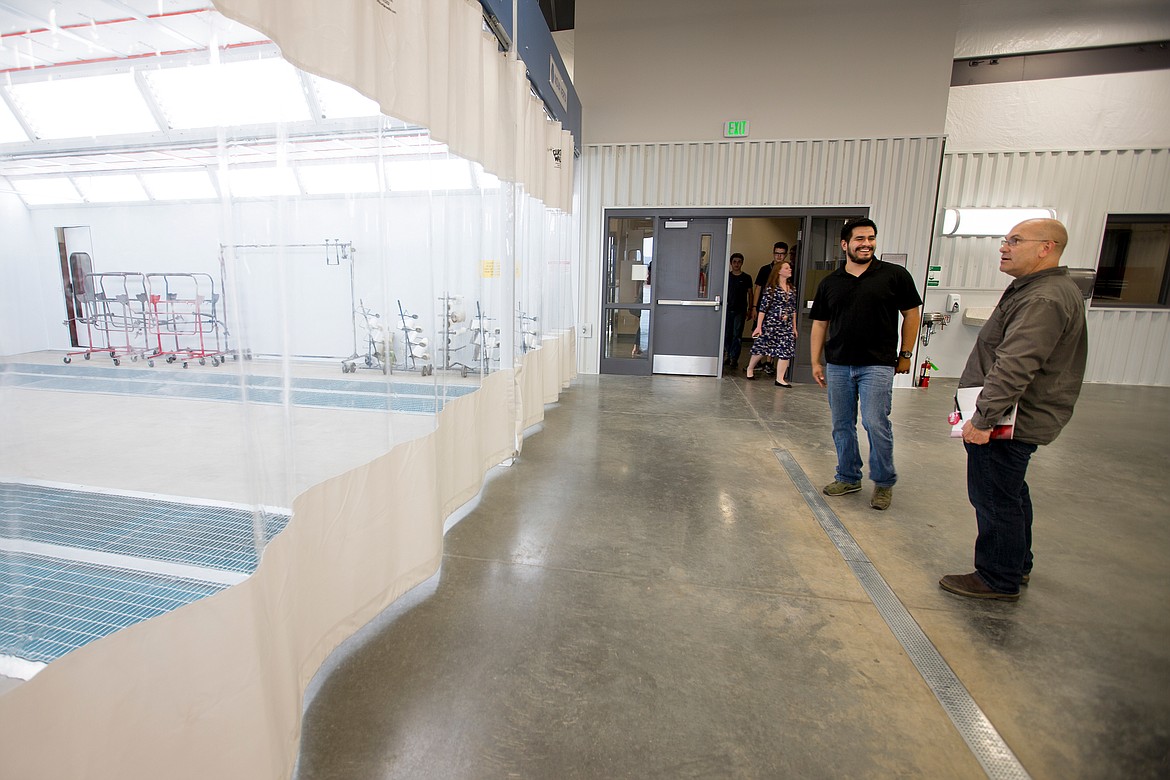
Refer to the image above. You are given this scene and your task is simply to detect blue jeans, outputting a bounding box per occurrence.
[825,363,896,487]
[965,439,1038,593]
[724,311,746,364]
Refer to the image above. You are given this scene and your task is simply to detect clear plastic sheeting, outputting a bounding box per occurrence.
[0,4,577,777]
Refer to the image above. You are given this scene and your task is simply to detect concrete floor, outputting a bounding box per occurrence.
[294,374,1170,779]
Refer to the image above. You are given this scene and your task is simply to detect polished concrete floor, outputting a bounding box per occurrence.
[294,373,1170,779]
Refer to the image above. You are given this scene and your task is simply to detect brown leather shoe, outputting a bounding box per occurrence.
[939,572,1020,601]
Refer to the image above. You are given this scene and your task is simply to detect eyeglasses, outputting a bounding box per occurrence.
[1000,236,1056,247]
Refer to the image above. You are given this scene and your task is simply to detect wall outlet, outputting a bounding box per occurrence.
[578,323,593,338]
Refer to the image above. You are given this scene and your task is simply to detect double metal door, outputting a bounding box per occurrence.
[651,218,728,375]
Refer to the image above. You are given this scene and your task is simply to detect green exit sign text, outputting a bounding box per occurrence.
[724,120,750,138]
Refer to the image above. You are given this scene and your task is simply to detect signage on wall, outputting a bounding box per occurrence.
[550,57,569,111]
[724,120,750,138]
[927,262,941,287]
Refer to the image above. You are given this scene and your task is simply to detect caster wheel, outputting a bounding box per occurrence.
[113,358,120,366]
[166,356,175,364]
[148,360,155,368]
[212,357,220,367]
[233,354,239,361]
[182,362,189,369]
[460,366,468,378]
[199,358,206,366]
[131,355,138,362]
[63,356,71,364]
[84,353,91,361]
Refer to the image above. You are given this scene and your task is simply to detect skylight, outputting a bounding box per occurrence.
[298,162,381,195]
[144,58,312,130]
[0,99,29,144]
[311,77,383,120]
[220,166,300,198]
[386,158,473,192]
[73,175,150,203]
[140,170,218,200]
[11,177,84,205]
[7,73,161,140]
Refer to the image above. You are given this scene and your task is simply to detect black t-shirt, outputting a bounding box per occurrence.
[754,263,775,290]
[810,259,922,366]
[727,271,754,313]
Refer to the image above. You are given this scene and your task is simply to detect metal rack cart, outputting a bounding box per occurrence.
[517,308,540,354]
[395,300,432,376]
[342,300,389,374]
[63,272,152,365]
[146,273,228,368]
[218,240,355,363]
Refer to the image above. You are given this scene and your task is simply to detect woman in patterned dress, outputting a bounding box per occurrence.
[745,259,797,386]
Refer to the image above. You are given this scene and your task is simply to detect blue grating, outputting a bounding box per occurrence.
[0,549,225,664]
[0,483,289,574]
[0,482,292,666]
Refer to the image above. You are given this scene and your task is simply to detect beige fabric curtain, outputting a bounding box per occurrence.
[212,0,574,212]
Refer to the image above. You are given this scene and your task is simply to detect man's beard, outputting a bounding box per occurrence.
[846,249,873,265]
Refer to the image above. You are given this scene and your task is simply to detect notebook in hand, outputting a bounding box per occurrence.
[949,386,1017,439]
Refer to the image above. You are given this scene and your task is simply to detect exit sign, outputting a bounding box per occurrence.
[724,120,750,138]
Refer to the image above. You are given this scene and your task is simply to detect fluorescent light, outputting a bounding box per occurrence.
[942,208,1056,236]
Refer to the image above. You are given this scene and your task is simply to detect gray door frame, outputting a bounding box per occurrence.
[600,207,870,377]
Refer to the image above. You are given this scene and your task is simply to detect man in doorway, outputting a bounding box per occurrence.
[724,253,754,369]
[941,218,1087,600]
[751,242,788,375]
[810,218,921,510]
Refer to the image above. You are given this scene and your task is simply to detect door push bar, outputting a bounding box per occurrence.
[657,295,721,312]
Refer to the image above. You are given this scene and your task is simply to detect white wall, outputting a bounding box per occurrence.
[955,0,1170,57]
[946,70,1170,152]
[919,59,1170,386]
[0,191,61,356]
[575,0,958,144]
[5,191,517,361]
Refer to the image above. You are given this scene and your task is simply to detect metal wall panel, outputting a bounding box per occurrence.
[578,137,946,374]
[934,148,1170,385]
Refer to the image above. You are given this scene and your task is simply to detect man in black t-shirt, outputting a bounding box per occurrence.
[810,219,922,511]
[750,242,789,374]
[724,253,754,369]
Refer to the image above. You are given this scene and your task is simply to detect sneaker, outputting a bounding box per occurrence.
[822,480,862,496]
[939,572,1020,601]
[870,486,893,510]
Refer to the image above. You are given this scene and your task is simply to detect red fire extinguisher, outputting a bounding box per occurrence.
[919,358,938,387]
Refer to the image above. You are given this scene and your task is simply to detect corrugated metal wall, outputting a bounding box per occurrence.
[936,148,1170,386]
[578,137,946,374]
[579,141,1170,385]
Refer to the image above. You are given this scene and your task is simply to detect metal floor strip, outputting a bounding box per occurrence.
[0,538,247,587]
[773,448,1031,780]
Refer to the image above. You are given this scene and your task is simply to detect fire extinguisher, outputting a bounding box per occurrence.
[919,358,938,387]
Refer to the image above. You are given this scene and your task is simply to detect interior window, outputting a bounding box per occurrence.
[1091,215,1170,307]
